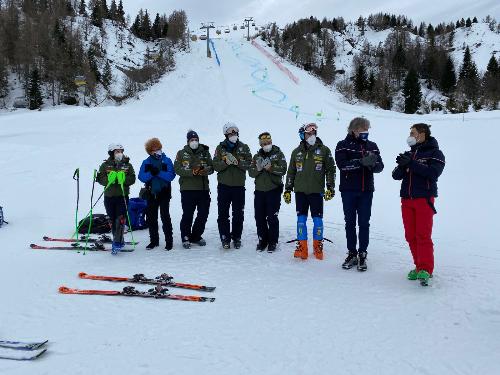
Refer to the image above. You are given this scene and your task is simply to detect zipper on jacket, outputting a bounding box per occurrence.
[408,150,417,198]
[361,145,365,192]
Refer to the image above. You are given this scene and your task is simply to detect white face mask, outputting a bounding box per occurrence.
[306,135,316,146]
[114,152,123,161]
[407,136,417,147]
[189,141,199,150]
[228,135,238,144]
[262,144,272,153]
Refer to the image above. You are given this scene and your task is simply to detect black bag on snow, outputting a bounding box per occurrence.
[78,214,112,234]
[0,206,7,227]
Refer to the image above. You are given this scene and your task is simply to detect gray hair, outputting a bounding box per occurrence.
[348,117,370,133]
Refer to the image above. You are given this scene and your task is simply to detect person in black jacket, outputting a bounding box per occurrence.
[335,118,384,271]
[392,123,445,285]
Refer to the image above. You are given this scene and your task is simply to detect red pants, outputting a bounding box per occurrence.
[401,198,435,274]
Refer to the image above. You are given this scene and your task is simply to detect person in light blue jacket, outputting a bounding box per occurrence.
[138,138,176,250]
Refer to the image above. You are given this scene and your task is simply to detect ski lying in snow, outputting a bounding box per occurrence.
[43,235,138,245]
[0,347,47,361]
[59,285,215,302]
[0,340,48,351]
[30,244,134,252]
[78,272,216,292]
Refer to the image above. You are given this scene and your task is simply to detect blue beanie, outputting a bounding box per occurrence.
[187,130,199,141]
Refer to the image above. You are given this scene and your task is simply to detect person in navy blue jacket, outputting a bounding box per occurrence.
[392,123,445,285]
[138,138,176,250]
[335,117,384,271]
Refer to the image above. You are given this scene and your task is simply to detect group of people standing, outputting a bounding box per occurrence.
[96,117,445,284]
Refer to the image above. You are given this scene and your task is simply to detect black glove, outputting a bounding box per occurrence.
[396,153,412,167]
[161,163,169,171]
[360,153,378,168]
[150,166,160,176]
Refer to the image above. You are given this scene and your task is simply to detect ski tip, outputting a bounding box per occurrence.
[42,236,49,241]
[58,286,72,294]
[78,272,87,278]
[30,244,38,249]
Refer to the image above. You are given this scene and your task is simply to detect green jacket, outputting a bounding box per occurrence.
[213,140,252,187]
[97,157,136,197]
[285,138,336,194]
[249,145,287,192]
[174,144,214,191]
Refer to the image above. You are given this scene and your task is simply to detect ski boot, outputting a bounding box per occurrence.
[111,241,123,255]
[191,238,207,246]
[342,251,358,269]
[182,241,191,249]
[267,243,277,253]
[407,269,418,280]
[233,239,242,249]
[417,270,432,286]
[222,241,231,250]
[357,251,367,271]
[256,241,268,252]
[146,241,159,250]
[294,240,308,260]
[313,240,324,260]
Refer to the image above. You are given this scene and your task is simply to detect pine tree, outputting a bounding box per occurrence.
[440,56,457,94]
[101,0,109,19]
[354,62,367,99]
[131,14,141,37]
[78,0,87,16]
[482,55,500,109]
[102,59,112,88]
[152,13,162,39]
[91,1,103,27]
[109,0,117,21]
[0,58,8,100]
[403,68,422,113]
[141,10,152,40]
[466,18,472,28]
[472,17,478,23]
[458,46,480,101]
[28,69,43,110]
[117,0,125,23]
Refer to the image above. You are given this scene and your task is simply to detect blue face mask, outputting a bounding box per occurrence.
[358,132,369,141]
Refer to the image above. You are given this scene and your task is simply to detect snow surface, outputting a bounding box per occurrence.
[1,30,500,374]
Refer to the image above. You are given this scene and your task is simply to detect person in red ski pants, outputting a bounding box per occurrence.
[392,124,445,284]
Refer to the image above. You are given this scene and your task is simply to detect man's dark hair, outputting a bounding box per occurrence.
[411,123,431,139]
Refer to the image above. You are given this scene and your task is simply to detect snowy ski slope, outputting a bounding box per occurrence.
[0,31,499,374]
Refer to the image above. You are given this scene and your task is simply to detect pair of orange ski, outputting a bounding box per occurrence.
[59,272,216,302]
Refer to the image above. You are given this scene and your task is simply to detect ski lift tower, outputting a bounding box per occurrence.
[244,17,254,41]
[200,22,215,58]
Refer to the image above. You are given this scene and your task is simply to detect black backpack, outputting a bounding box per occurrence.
[0,206,7,228]
[78,214,112,234]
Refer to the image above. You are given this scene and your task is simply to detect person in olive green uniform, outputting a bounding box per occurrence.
[284,123,336,260]
[213,122,252,249]
[249,132,287,252]
[96,143,136,254]
[174,130,214,249]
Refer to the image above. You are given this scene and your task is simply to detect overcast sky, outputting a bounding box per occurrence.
[122,0,500,27]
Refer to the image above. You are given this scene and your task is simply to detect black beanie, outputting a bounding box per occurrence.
[187,130,199,141]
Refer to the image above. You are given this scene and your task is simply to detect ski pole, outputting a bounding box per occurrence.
[72,168,80,239]
[119,182,136,250]
[83,169,98,254]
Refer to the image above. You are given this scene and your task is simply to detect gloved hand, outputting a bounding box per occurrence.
[107,171,117,185]
[255,157,264,171]
[223,153,239,166]
[262,158,272,170]
[324,188,335,201]
[150,165,160,176]
[117,171,126,185]
[396,153,412,167]
[283,190,292,204]
[360,153,378,168]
